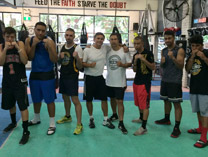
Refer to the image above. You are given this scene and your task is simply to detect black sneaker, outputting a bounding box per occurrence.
[109,114,118,121]
[19,131,30,145]
[3,123,17,133]
[103,119,115,129]
[89,118,95,128]
[118,124,128,134]
[171,127,181,138]
[155,118,171,125]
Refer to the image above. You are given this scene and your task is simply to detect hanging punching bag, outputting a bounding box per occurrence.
[112,26,122,44]
[46,25,59,89]
[0,20,5,44]
[18,23,29,43]
[47,25,56,42]
[80,22,88,49]
[141,26,150,51]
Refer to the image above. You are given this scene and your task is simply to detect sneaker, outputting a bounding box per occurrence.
[89,118,95,128]
[28,120,41,126]
[103,119,115,129]
[155,118,171,125]
[109,114,118,121]
[171,127,181,138]
[3,123,17,133]
[19,131,30,145]
[132,118,142,123]
[56,116,72,124]
[118,124,128,134]
[133,127,147,136]
[74,124,83,135]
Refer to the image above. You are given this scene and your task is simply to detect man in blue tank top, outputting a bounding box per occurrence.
[25,22,58,135]
[155,30,185,138]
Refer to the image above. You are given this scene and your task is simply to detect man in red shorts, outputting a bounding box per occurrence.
[132,36,155,135]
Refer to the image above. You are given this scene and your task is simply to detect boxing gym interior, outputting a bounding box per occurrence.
[0,0,208,156]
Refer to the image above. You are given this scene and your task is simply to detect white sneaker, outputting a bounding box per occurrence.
[102,119,115,129]
[133,127,147,136]
[132,118,142,123]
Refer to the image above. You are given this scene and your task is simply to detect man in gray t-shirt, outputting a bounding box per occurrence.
[155,30,185,138]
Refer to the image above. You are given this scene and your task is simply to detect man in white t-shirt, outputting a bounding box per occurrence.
[106,33,132,134]
[56,28,83,135]
[82,32,115,129]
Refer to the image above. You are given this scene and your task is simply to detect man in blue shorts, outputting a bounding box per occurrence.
[186,35,208,148]
[56,28,83,135]
[25,22,58,135]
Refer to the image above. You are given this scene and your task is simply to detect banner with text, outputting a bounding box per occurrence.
[12,0,158,10]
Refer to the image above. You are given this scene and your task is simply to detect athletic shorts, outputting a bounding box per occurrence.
[83,75,107,101]
[1,80,29,111]
[59,77,78,96]
[29,79,57,104]
[106,86,126,100]
[133,83,151,110]
[160,81,182,103]
[190,94,208,117]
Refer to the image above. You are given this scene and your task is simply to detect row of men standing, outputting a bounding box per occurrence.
[0,21,208,148]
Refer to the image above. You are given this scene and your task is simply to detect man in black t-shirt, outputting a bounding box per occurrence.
[186,35,208,148]
[132,36,155,135]
[0,27,30,145]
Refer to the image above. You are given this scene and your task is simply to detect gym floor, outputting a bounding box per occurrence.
[0,71,207,156]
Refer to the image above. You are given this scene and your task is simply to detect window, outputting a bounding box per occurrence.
[95,16,129,44]
[58,15,94,43]
[3,13,21,28]
[40,14,129,44]
[40,14,58,32]
[203,35,208,49]
[157,37,166,61]
[0,13,2,20]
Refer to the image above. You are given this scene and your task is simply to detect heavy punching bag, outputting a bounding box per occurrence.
[18,23,29,43]
[80,22,88,49]
[141,26,150,51]
[47,25,56,42]
[112,26,122,44]
[0,20,5,44]
[47,25,59,89]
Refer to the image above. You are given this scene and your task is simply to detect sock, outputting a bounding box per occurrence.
[119,121,123,125]
[10,113,16,124]
[90,115,94,119]
[104,116,108,121]
[66,115,71,118]
[50,117,55,128]
[197,119,202,132]
[174,121,180,129]
[165,114,170,121]
[22,120,28,133]
[200,127,208,143]
[140,112,143,120]
[142,120,147,129]
[32,113,40,123]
